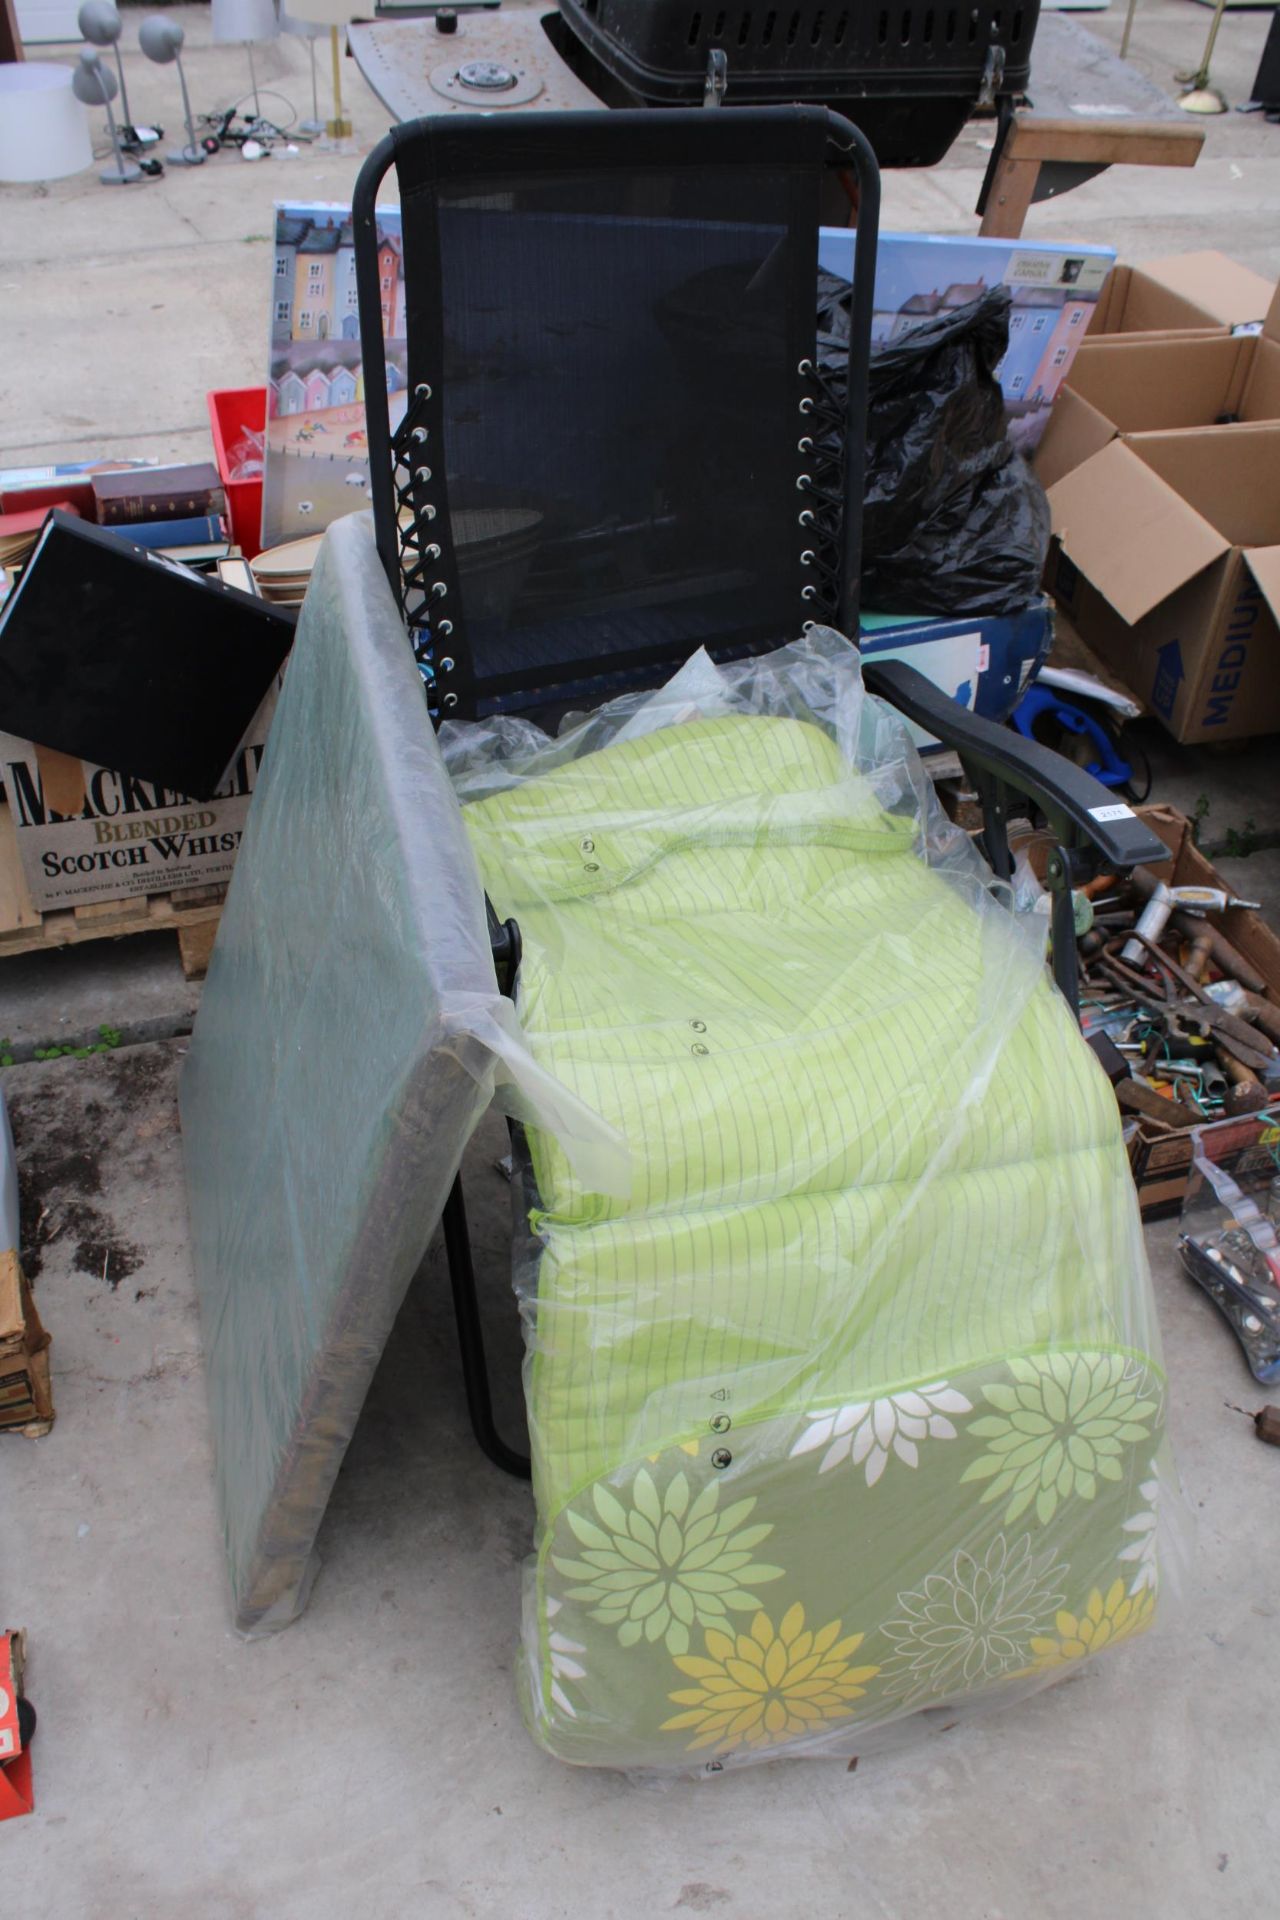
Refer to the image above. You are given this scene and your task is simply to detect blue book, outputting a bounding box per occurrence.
[125,514,225,549]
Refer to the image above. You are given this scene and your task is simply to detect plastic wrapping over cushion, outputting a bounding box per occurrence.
[446,632,1186,1772]
[180,513,614,1635]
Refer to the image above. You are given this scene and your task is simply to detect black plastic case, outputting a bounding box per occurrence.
[556,0,1040,165]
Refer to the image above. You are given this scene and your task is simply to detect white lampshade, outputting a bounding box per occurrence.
[0,63,94,184]
[212,0,281,41]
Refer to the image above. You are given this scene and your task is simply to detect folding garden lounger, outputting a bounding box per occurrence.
[181,107,1179,1772]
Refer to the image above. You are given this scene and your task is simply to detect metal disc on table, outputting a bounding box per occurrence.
[429,57,544,108]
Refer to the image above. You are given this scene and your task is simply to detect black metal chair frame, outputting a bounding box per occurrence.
[351,107,1166,1480]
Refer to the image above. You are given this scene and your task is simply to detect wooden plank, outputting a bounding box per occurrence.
[0,874,222,966]
[35,908,75,943]
[74,896,152,925]
[978,12,1205,235]
[168,883,228,910]
[979,153,1041,241]
[1009,120,1204,167]
[0,803,41,935]
[0,903,222,961]
[177,920,220,980]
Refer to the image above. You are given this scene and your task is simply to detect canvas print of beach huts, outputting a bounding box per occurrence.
[261,203,407,551]
[818,232,1116,457]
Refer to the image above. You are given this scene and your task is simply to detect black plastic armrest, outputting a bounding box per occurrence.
[862,658,1167,871]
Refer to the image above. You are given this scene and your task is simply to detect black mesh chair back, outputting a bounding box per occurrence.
[354,107,879,723]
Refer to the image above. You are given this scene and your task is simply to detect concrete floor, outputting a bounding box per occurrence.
[2,4,1280,1915]
[4,1049,1278,1918]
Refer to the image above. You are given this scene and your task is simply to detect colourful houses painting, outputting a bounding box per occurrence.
[262,202,408,551]
[818,230,1116,456]
[269,210,401,349]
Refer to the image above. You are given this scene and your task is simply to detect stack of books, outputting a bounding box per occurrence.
[215,556,259,596]
[0,503,78,571]
[91,462,230,571]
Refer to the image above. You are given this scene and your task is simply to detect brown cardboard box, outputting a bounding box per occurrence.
[0,680,277,915]
[1045,425,1280,743]
[1066,329,1280,433]
[1035,283,1280,489]
[1087,251,1275,341]
[1033,386,1119,492]
[1121,806,1280,1218]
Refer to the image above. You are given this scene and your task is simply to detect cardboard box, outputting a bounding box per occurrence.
[0,683,277,914]
[1113,806,1280,1218]
[1045,425,1280,743]
[1086,251,1275,342]
[1065,327,1280,435]
[860,600,1052,748]
[1035,284,1280,489]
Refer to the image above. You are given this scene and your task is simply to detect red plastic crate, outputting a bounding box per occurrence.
[207,386,266,560]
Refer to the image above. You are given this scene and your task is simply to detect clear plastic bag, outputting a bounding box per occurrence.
[1180,1109,1280,1383]
[228,428,265,483]
[444,629,1186,1773]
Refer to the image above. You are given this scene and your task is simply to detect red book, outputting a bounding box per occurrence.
[0,503,79,565]
[0,480,96,519]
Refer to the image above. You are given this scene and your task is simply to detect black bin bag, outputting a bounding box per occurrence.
[817,273,1051,617]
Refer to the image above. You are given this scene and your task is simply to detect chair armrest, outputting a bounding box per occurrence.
[862,657,1166,871]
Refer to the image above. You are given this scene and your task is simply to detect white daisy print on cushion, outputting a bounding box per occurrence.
[880,1532,1067,1707]
[545,1598,588,1718]
[1117,1462,1161,1595]
[789,1384,973,1486]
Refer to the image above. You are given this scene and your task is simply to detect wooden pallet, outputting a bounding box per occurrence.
[0,801,224,979]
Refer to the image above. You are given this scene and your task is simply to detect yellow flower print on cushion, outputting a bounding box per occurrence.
[1022,1578,1156,1673]
[662,1603,879,1755]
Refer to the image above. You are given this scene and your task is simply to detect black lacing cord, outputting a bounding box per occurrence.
[389,384,455,718]
[388,354,850,702]
[796,356,846,628]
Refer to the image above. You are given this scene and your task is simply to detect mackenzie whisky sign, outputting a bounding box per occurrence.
[2,693,275,913]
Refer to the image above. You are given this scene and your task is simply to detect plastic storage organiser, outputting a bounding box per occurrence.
[207,387,267,561]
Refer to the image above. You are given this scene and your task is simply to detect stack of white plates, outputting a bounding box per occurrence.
[250,533,324,608]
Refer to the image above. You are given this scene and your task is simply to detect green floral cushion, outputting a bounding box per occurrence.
[463,711,1167,1770]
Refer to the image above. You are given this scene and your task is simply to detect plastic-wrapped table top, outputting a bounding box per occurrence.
[179,513,608,1633]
